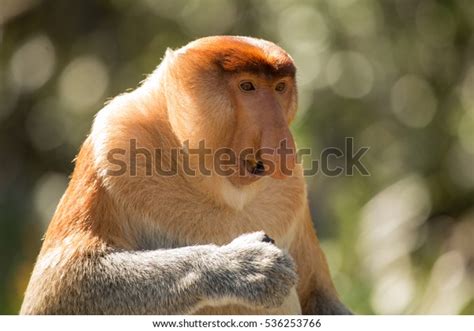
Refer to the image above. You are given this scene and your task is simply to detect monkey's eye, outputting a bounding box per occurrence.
[239,81,256,92]
[275,82,286,92]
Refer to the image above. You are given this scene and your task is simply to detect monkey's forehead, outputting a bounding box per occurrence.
[175,36,296,78]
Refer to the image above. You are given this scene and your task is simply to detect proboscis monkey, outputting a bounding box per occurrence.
[21,36,351,315]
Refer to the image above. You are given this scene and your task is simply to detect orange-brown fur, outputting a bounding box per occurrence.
[22,36,348,314]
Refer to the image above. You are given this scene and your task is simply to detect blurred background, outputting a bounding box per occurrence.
[1,0,473,314]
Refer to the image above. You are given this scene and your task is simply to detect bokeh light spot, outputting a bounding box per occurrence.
[58,55,109,113]
[278,5,329,54]
[33,172,69,230]
[370,259,415,314]
[390,75,437,128]
[326,51,374,99]
[460,66,474,116]
[457,113,474,153]
[9,34,56,92]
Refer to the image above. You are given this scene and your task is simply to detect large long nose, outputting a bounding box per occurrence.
[253,91,297,179]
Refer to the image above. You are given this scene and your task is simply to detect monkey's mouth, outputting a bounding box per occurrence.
[243,159,266,176]
[229,158,268,186]
[229,158,267,186]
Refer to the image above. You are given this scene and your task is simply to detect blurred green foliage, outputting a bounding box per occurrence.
[1,0,473,314]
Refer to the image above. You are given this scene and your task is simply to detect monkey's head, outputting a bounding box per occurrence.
[161,36,298,186]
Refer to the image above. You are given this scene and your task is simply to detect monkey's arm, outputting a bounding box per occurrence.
[290,206,352,315]
[21,232,296,315]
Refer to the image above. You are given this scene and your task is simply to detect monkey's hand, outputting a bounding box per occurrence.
[206,231,298,309]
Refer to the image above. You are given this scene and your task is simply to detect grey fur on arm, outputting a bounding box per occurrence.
[21,232,297,314]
